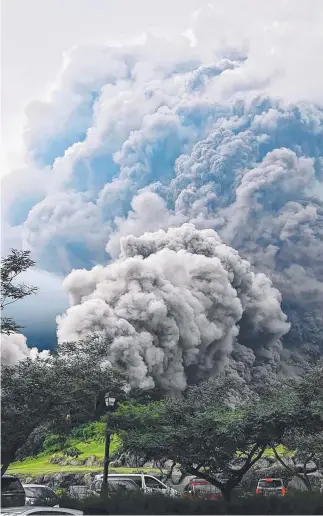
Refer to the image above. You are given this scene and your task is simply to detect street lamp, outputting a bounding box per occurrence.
[105,393,116,410]
[102,393,117,488]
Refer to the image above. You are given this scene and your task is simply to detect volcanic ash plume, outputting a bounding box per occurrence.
[57,224,290,392]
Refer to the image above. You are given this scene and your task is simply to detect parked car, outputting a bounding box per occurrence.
[22,485,59,506]
[0,507,83,516]
[67,486,94,499]
[256,478,286,496]
[182,478,222,500]
[91,477,140,494]
[93,473,178,497]
[1,475,26,508]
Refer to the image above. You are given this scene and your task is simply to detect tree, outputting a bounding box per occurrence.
[272,431,323,491]
[1,249,38,334]
[112,367,323,501]
[112,376,273,502]
[239,361,323,491]
[1,336,127,476]
[15,424,52,462]
[269,361,323,491]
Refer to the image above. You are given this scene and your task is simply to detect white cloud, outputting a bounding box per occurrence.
[1,332,50,365]
[1,0,201,178]
[2,0,322,179]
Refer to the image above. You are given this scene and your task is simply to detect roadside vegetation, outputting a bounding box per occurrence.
[8,460,157,476]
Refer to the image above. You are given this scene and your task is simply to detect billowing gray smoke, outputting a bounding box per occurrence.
[2,3,323,373]
[57,224,290,392]
[170,141,323,359]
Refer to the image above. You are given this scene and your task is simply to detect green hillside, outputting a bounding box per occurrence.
[8,437,110,476]
[8,459,157,476]
[8,431,159,476]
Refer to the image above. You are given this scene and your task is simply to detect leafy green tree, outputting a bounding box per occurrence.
[14,424,51,462]
[113,366,323,501]
[239,361,323,491]
[273,431,323,491]
[269,362,323,491]
[1,249,38,334]
[1,337,127,476]
[112,376,272,502]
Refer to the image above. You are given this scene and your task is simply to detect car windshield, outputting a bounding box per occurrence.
[144,477,166,489]
[92,479,139,491]
[24,487,55,498]
[258,479,283,488]
[110,477,142,488]
[111,480,138,490]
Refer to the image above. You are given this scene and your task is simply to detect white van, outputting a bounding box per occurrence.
[92,473,178,497]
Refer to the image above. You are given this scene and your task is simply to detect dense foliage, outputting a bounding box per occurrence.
[268,364,323,490]
[1,249,38,334]
[1,337,127,476]
[111,363,323,499]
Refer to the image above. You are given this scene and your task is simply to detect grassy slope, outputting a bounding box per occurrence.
[8,439,289,476]
[8,437,158,476]
[8,461,158,475]
[263,444,289,458]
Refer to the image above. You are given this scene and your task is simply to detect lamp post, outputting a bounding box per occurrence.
[102,393,117,487]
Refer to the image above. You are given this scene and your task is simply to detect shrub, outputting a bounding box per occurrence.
[55,488,68,497]
[42,433,67,454]
[56,490,323,515]
[71,422,106,443]
[62,447,82,458]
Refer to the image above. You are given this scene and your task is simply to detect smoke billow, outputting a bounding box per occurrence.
[169,142,323,359]
[2,3,323,374]
[1,333,50,365]
[57,224,290,392]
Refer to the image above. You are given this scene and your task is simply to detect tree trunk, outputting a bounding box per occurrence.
[302,456,314,492]
[163,460,176,482]
[1,456,12,477]
[273,447,313,492]
[1,442,22,477]
[222,487,232,504]
[302,473,313,492]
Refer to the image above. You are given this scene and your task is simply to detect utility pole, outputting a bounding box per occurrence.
[102,393,117,490]
[103,425,111,485]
